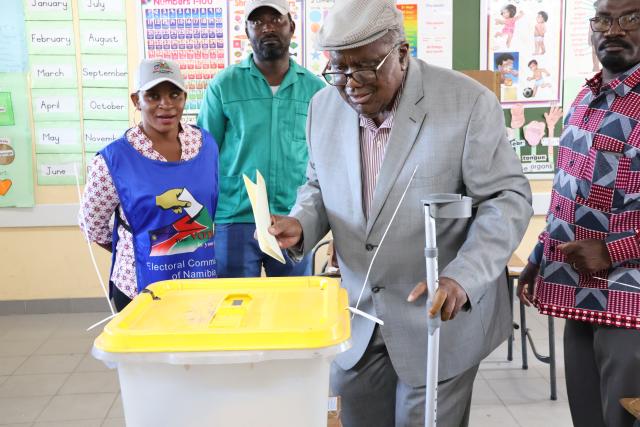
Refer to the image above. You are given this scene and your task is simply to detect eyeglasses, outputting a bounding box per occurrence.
[322,44,400,86]
[590,11,640,32]
[247,14,287,29]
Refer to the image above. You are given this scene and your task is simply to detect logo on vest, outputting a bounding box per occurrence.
[148,188,214,256]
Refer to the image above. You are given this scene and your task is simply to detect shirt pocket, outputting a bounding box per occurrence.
[293,102,309,141]
[216,175,243,218]
[617,146,640,210]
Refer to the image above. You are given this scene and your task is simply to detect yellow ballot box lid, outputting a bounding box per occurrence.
[94,277,350,354]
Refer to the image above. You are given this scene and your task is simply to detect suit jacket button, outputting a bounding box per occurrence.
[371,286,380,293]
[365,244,374,251]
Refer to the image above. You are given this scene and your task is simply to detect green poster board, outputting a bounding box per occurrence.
[0,92,16,126]
[0,73,34,207]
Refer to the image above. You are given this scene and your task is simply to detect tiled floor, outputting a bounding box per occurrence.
[0,307,572,426]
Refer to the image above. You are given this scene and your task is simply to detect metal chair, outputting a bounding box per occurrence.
[507,262,558,401]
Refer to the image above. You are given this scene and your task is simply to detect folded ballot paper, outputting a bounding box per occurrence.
[243,171,286,264]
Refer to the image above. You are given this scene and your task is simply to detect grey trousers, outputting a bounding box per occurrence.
[564,319,640,427]
[330,326,478,427]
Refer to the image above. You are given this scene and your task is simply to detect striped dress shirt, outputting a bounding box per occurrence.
[359,87,403,218]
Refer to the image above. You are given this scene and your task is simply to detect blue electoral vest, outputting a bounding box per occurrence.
[99,126,218,293]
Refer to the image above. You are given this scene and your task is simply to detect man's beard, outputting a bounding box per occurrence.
[597,39,637,74]
[253,38,289,61]
[599,53,636,74]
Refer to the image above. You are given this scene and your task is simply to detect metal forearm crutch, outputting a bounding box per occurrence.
[423,194,472,427]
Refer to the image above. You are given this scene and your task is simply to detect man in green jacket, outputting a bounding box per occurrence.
[197,0,324,277]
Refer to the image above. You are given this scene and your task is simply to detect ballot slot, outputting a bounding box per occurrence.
[209,293,253,328]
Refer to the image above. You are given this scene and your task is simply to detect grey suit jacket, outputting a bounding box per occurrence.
[290,58,533,387]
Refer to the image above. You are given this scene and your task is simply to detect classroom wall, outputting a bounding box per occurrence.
[0,0,551,302]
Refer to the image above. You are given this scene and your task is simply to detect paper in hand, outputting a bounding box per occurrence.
[243,171,286,264]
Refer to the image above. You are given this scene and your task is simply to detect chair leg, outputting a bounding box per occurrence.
[507,276,514,361]
[548,316,557,400]
[520,300,528,370]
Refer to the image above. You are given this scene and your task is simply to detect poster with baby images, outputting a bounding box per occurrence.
[481,0,564,107]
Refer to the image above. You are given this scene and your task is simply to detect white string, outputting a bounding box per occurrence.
[73,163,116,316]
[348,307,384,325]
[593,276,640,291]
[352,165,419,314]
[86,313,118,332]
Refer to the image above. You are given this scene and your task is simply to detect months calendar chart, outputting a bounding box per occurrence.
[139,1,229,116]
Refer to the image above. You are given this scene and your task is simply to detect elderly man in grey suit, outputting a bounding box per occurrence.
[270,1,533,426]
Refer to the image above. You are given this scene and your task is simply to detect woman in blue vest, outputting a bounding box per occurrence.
[80,59,218,311]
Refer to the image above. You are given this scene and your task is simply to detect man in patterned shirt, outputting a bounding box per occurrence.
[518,1,640,425]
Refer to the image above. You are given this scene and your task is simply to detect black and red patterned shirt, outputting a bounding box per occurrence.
[530,63,640,329]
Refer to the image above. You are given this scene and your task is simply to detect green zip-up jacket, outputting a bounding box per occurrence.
[197,55,325,223]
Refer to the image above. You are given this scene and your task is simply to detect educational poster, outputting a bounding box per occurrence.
[304,0,334,75]
[228,0,303,66]
[397,0,453,68]
[397,2,419,57]
[422,0,453,68]
[0,74,34,207]
[564,0,598,110]
[1,0,28,73]
[482,0,564,107]
[138,1,229,116]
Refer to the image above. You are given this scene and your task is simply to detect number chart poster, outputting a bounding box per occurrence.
[138,1,229,116]
[481,0,564,107]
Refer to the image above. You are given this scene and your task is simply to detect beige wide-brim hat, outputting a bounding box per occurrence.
[316,0,404,51]
[133,58,187,93]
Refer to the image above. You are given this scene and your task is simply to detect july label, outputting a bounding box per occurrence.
[79,0,126,19]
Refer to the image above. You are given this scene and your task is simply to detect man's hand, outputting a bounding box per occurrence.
[558,240,612,274]
[406,277,469,321]
[518,261,539,306]
[268,215,303,249]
